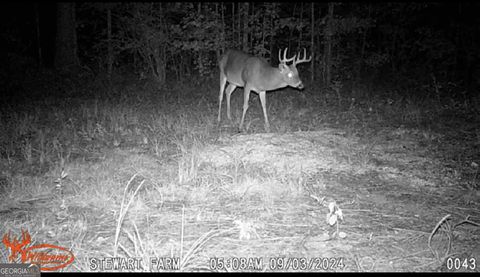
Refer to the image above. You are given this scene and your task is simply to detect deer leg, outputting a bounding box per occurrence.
[218,74,227,122]
[239,86,251,131]
[225,84,237,121]
[258,91,270,132]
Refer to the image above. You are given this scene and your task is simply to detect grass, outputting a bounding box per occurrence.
[1,71,476,173]
[0,71,479,272]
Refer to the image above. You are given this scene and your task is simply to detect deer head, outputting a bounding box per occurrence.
[277,48,312,89]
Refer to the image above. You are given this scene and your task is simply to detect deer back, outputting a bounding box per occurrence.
[221,50,295,91]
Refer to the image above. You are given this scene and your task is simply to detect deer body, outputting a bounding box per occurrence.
[218,48,311,132]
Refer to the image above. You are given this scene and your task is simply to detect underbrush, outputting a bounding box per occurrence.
[0,72,478,177]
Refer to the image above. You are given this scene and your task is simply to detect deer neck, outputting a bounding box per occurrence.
[262,67,287,90]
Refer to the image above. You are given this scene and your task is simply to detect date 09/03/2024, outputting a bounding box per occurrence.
[209,256,345,271]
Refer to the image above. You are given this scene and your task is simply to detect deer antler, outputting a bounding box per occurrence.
[294,48,312,65]
[278,48,296,64]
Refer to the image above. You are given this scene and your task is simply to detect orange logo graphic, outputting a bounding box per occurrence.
[3,229,75,271]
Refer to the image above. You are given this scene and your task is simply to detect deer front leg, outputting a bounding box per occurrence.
[217,74,227,123]
[258,91,270,132]
[239,86,251,132]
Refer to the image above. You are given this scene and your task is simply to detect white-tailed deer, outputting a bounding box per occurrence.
[218,48,312,132]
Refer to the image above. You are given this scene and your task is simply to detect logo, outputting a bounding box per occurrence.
[0,263,40,277]
[2,230,75,271]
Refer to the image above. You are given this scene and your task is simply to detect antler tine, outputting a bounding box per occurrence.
[279,48,296,64]
[294,48,312,65]
[285,48,297,63]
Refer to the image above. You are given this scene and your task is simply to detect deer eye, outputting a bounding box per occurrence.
[287,72,293,78]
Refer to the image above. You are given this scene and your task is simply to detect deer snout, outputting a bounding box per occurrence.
[297,82,304,90]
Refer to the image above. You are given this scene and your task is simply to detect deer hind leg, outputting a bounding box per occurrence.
[258,91,270,132]
[225,84,237,121]
[218,74,228,122]
[239,86,251,131]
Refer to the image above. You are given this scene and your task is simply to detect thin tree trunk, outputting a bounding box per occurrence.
[454,2,461,81]
[310,2,315,82]
[54,2,79,72]
[261,9,266,58]
[215,2,220,59]
[287,4,296,51]
[230,2,236,47]
[238,3,241,48]
[324,2,334,86]
[249,2,254,52]
[242,2,249,52]
[34,3,42,67]
[357,4,370,82]
[221,2,225,53]
[197,2,203,76]
[159,3,166,84]
[215,2,218,47]
[390,27,397,75]
[269,5,274,62]
[299,2,303,47]
[107,7,112,80]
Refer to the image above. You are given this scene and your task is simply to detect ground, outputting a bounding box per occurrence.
[0,77,479,272]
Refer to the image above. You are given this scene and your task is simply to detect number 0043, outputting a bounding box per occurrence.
[446,257,476,271]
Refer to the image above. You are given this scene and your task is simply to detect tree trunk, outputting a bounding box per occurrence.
[242,2,249,52]
[34,3,42,67]
[287,4,296,51]
[261,10,266,58]
[390,26,397,75]
[238,3,241,48]
[232,3,235,48]
[221,2,225,54]
[107,7,113,80]
[249,2,254,52]
[299,3,303,46]
[357,4,371,82]
[323,2,334,86]
[269,5,274,62]
[454,2,461,81]
[157,3,166,84]
[54,2,79,72]
[310,2,315,82]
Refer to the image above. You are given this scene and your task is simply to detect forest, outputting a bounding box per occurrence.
[3,2,479,93]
